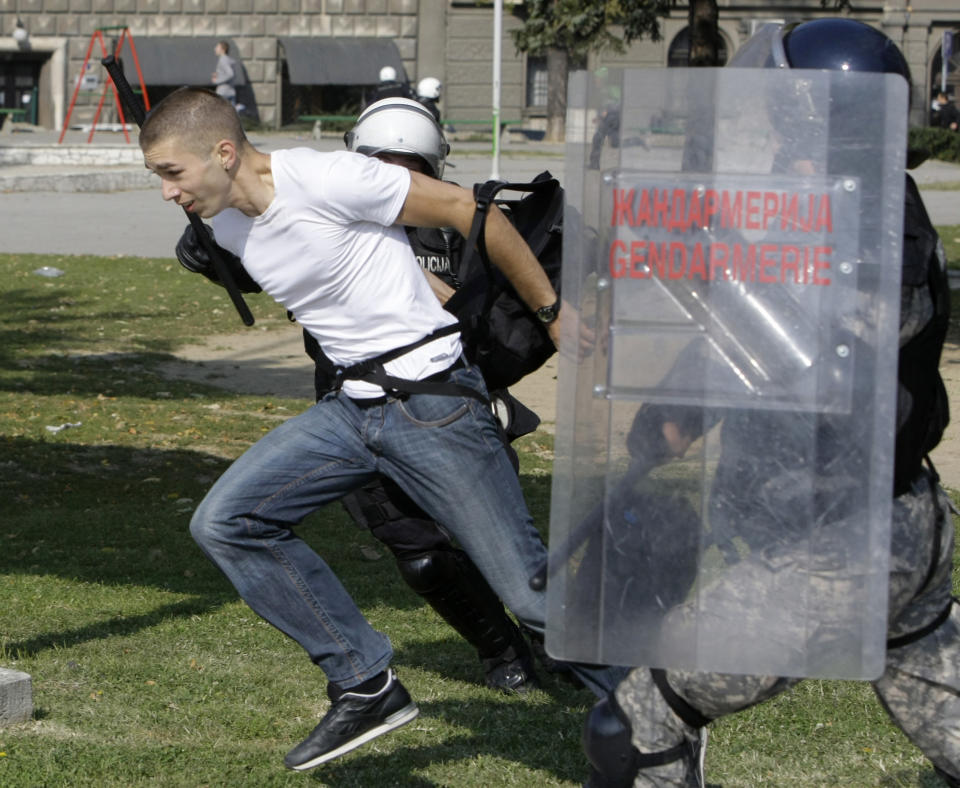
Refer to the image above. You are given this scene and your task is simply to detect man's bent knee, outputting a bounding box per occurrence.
[189,495,243,549]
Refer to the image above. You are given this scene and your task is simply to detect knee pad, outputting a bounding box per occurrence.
[582,693,640,788]
[584,687,708,788]
[397,549,526,662]
[397,549,459,594]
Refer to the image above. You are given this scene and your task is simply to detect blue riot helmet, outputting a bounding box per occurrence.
[729,18,910,82]
[729,19,914,173]
[781,19,910,80]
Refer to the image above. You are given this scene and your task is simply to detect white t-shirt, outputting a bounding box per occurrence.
[212,148,461,398]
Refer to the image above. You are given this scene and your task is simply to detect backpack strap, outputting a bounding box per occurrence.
[444,179,503,318]
[445,172,561,322]
[313,323,487,403]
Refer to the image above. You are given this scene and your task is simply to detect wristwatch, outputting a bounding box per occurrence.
[535,298,561,325]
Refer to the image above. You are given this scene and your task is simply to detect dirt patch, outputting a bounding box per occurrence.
[157,323,561,426]
[157,326,960,489]
[156,322,318,401]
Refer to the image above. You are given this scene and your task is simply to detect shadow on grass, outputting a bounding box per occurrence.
[4,599,226,659]
[2,436,509,661]
[314,693,591,786]
[1,265,299,401]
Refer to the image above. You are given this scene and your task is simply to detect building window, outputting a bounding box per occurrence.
[526,56,547,108]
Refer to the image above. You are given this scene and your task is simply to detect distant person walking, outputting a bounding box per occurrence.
[939,92,960,131]
[211,41,237,108]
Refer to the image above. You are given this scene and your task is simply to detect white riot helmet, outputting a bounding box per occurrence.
[344,97,450,179]
[378,65,397,83]
[417,77,442,100]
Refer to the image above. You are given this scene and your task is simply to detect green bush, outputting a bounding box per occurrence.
[909,125,960,164]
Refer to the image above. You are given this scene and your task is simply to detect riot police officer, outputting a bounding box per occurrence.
[415,77,443,123]
[582,20,960,787]
[367,66,415,106]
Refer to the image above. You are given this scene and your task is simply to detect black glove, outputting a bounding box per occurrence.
[175,223,262,294]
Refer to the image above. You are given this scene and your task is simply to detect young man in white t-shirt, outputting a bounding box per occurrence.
[139,87,622,773]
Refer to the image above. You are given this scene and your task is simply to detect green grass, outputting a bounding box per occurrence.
[1,252,957,786]
[938,225,960,271]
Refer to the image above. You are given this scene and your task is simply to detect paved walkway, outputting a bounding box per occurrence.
[2,128,958,256]
[0,128,564,257]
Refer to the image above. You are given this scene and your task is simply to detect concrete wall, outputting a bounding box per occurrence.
[444,3,524,123]
[0,0,419,128]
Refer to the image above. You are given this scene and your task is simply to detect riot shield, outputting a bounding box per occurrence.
[547,67,907,679]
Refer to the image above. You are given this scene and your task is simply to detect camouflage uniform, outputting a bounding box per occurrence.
[611,174,960,785]
[616,470,958,785]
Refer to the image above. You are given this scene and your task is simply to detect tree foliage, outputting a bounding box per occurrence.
[511,0,673,59]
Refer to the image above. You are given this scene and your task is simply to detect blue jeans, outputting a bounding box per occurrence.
[191,362,621,695]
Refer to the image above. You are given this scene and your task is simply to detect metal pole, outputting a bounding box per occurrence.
[943,31,953,94]
[491,0,502,180]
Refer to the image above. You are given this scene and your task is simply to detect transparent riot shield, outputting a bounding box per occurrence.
[547,67,907,679]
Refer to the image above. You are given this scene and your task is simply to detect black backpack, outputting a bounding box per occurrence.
[446,171,564,391]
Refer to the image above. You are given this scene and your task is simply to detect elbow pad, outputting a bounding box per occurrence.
[175,223,262,294]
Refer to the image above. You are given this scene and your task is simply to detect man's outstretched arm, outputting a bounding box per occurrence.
[397,172,561,345]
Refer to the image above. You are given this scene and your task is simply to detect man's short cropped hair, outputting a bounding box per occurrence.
[217,40,230,54]
[139,87,246,157]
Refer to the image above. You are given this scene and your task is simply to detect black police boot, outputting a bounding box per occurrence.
[397,548,540,693]
[481,640,539,694]
[519,623,586,690]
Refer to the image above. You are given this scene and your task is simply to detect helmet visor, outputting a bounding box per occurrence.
[727,23,790,69]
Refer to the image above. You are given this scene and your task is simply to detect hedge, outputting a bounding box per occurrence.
[909,126,960,164]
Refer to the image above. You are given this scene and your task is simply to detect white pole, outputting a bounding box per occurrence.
[491,0,502,180]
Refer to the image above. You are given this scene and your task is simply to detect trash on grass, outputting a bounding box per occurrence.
[45,421,82,433]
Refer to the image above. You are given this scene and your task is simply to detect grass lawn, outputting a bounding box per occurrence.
[939,225,960,270]
[1,252,957,787]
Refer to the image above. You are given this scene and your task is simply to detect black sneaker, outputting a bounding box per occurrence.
[284,669,419,771]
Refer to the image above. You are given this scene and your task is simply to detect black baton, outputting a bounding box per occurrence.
[101,54,255,327]
[528,460,649,591]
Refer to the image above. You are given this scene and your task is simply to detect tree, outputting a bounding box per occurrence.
[512,0,674,141]
[513,0,853,141]
[688,0,719,67]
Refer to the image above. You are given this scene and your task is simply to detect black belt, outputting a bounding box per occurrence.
[351,395,389,408]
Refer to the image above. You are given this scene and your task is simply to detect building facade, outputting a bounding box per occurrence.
[0,0,957,134]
